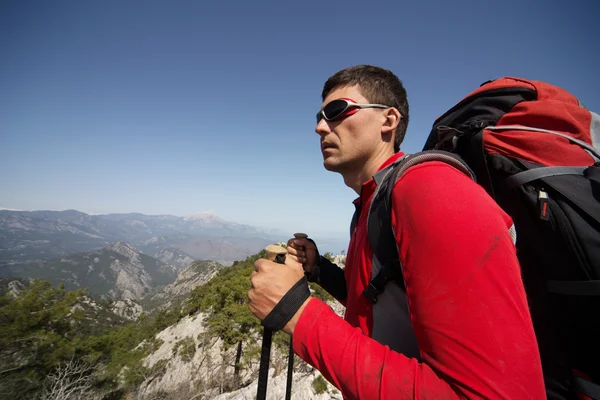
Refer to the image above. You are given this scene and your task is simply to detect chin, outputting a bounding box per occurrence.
[323,163,337,172]
[323,158,344,173]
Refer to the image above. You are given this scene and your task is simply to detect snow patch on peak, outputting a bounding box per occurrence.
[184,211,220,221]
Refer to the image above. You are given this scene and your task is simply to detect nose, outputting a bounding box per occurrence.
[315,118,330,137]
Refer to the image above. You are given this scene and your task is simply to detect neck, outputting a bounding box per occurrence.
[343,148,396,194]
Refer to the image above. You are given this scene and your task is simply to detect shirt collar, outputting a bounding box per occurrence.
[353,152,405,207]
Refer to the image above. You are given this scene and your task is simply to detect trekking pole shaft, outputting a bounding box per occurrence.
[256,328,272,400]
[285,340,294,400]
[283,233,306,400]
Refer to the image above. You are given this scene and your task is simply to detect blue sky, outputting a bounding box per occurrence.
[1,0,599,242]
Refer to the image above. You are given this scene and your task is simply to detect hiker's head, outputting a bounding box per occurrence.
[318,65,408,153]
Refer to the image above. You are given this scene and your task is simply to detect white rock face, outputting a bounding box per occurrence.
[332,254,346,268]
[113,266,152,300]
[143,315,205,367]
[145,236,164,245]
[111,298,143,320]
[138,314,216,398]
[109,242,139,260]
[107,242,153,300]
[147,261,221,310]
[172,261,220,295]
[7,280,25,298]
[81,297,100,310]
[154,248,195,270]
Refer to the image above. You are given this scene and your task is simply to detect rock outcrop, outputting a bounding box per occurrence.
[111,298,143,320]
[154,248,195,270]
[143,260,222,311]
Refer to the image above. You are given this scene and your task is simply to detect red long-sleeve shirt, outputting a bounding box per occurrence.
[292,153,546,399]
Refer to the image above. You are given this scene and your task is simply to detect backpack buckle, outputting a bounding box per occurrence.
[362,283,382,304]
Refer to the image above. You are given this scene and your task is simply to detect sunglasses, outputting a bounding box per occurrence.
[316,98,391,123]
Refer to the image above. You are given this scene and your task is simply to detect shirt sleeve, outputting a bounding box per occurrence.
[292,162,546,400]
[317,255,348,303]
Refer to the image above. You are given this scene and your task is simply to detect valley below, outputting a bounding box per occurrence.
[0,209,347,399]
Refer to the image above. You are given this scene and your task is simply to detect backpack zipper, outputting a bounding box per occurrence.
[538,189,550,221]
[542,188,592,278]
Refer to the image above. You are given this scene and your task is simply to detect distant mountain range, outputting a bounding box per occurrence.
[0,209,286,264]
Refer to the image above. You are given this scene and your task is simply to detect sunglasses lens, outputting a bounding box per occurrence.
[323,100,349,120]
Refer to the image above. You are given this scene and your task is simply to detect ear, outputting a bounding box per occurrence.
[381,107,401,136]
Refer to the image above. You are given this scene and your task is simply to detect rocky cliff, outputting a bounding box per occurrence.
[142,260,223,312]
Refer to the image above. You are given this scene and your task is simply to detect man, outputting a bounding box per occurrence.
[248,65,546,399]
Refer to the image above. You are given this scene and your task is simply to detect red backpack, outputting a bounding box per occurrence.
[363,77,600,399]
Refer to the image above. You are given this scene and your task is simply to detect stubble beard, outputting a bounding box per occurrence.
[323,153,357,176]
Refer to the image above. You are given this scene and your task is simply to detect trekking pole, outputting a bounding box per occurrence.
[283,232,308,400]
[257,234,310,400]
[256,244,288,400]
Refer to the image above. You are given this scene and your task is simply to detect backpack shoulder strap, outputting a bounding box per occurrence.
[363,150,476,304]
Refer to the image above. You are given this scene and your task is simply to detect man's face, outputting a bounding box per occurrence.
[315,85,386,174]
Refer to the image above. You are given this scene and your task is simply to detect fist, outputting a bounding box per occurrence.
[248,255,309,335]
[286,237,320,282]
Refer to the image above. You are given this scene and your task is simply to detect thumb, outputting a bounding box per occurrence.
[284,253,304,270]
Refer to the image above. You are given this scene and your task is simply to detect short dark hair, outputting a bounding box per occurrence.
[321,65,409,152]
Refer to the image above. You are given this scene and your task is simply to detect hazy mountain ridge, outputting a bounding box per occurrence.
[167,235,273,265]
[0,209,286,264]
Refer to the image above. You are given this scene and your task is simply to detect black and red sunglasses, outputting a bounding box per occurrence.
[316,98,391,124]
